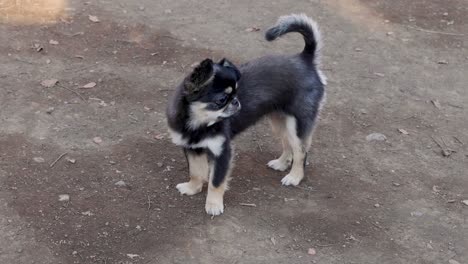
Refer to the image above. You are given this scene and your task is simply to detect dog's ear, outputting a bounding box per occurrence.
[218,58,241,81]
[184,58,214,95]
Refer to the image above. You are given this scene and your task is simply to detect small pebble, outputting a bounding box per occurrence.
[46,107,55,114]
[461,200,468,206]
[393,182,401,187]
[33,157,45,163]
[374,203,380,208]
[157,162,164,168]
[115,180,127,187]
[58,194,70,202]
[366,133,387,142]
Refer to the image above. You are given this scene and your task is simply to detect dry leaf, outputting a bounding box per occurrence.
[245,27,260,32]
[49,39,59,45]
[431,99,441,109]
[127,254,140,259]
[154,134,164,140]
[41,79,58,88]
[93,137,103,144]
[88,15,100,23]
[81,82,96,89]
[398,128,409,135]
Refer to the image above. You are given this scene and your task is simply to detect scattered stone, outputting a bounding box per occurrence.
[374,72,385,77]
[109,161,116,165]
[411,211,423,217]
[307,248,316,255]
[72,251,78,255]
[127,254,140,259]
[46,107,55,114]
[139,6,145,11]
[66,158,76,164]
[156,162,163,168]
[366,133,387,142]
[392,182,401,187]
[443,12,448,16]
[386,31,394,36]
[46,59,51,64]
[374,203,380,208]
[270,237,276,245]
[462,200,468,206]
[81,211,94,216]
[81,82,96,89]
[33,43,43,52]
[41,79,58,88]
[354,48,362,52]
[154,134,164,140]
[437,60,449,65]
[426,243,433,249]
[33,157,45,163]
[245,27,261,32]
[398,128,409,135]
[93,137,103,144]
[58,194,70,202]
[432,185,441,193]
[49,39,59,45]
[447,199,456,203]
[115,180,127,187]
[88,15,100,22]
[164,9,172,14]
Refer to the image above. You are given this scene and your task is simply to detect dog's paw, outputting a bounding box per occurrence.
[205,200,224,216]
[176,182,202,196]
[267,159,290,172]
[281,173,303,186]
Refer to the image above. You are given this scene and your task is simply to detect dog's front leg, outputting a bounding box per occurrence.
[176,148,208,196]
[205,142,232,216]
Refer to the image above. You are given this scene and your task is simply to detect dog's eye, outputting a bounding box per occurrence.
[215,95,228,107]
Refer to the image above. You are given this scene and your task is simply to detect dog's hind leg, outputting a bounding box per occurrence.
[176,149,208,196]
[267,113,293,171]
[281,115,307,186]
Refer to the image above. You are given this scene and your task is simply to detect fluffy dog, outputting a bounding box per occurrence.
[166,14,326,215]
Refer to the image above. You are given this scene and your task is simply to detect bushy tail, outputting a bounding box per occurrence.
[265,14,322,62]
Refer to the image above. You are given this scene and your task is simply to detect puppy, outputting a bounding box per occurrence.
[166,14,326,215]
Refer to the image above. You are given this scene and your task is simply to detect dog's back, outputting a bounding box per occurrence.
[230,14,326,137]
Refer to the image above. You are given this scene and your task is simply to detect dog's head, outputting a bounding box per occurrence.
[183,58,241,129]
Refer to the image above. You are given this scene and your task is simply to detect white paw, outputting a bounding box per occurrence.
[267,159,290,172]
[281,173,303,186]
[205,200,224,216]
[176,182,202,196]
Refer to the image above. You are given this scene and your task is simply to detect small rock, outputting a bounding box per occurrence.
[270,237,276,245]
[392,182,401,187]
[354,48,363,52]
[443,12,448,16]
[72,251,78,255]
[307,248,316,255]
[366,133,387,142]
[81,211,93,216]
[411,211,423,217]
[46,59,51,64]
[374,203,380,208]
[93,137,103,144]
[127,254,140,259]
[58,194,70,202]
[33,157,45,163]
[88,15,100,23]
[109,161,116,165]
[139,6,145,11]
[374,72,385,77]
[49,39,59,45]
[449,260,460,264]
[164,9,172,14]
[154,134,164,140]
[426,243,433,249]
[461,200,468,206]
[447,199,456,203]
[115,180,127,187]
[437,60,449,65]
[17,248,23,253]
[144,106,151,111]
[41,79,58,88]
[81,82,96,89]
[156,162,163,168]
[398,128,409,135]
[66,158,76,164]
[386,31,394,36]
[46,107,55,114]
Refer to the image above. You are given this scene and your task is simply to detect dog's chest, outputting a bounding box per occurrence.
[168,129,225,156]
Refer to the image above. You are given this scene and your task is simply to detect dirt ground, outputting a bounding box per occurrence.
[0,0,467,263]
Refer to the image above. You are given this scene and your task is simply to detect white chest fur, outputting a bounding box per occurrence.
[168,128,226,156]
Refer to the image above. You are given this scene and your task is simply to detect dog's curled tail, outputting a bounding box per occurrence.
[265,14,322,61]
